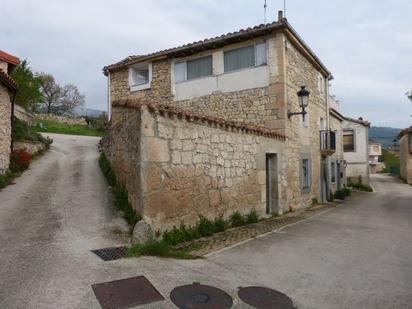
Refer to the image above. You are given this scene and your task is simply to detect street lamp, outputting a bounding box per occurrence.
[288,86,310,119]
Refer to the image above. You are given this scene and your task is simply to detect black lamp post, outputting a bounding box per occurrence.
[288,86,310,119]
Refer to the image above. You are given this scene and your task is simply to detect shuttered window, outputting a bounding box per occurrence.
[187,56,213,80]
[302,158,311,189]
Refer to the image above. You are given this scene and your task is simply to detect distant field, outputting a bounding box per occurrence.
[35,119,105,137]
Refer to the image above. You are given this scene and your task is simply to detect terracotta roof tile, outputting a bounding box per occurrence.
[0,50,20,66]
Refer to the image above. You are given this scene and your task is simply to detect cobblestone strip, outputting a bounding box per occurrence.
[175,205,336,256]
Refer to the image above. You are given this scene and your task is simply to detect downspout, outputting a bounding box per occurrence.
[10,89,17,152]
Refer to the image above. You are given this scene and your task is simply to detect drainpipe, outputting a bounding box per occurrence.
[10,89,17,152]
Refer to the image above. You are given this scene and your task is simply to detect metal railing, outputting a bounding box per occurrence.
[320,130,336,153]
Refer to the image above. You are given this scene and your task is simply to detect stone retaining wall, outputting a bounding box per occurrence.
[36,114,87,126]
[0,84,11,174]
[105,105,287,232]
[13,140,46,156]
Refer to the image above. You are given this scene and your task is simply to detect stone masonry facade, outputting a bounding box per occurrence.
[399,131,412,185]
[105,21,333,230]
[0,83,11,174]
[105,104,287,232]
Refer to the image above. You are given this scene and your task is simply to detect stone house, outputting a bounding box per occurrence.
[0,50,19,175]
[103,12,340,232]
[343,116,371,184]
[328,96,346,194]
[399,127,412,184]
[369,140,384,174]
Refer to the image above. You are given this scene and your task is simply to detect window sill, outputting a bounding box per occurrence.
[130,83,151,92]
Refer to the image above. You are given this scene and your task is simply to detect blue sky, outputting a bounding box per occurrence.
[1,0,411,127]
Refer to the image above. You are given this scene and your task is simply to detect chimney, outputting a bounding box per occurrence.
[278,10,284,22]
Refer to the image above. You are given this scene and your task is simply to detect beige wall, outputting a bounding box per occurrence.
[0,83,11,174]
[107,30,332,227]
[105,105,287,232]
[400,133,412,184]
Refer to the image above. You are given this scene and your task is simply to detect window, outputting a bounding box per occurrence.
[331,161,336,183]
[129,63,151,91]
[224,42,267,73]
[174,55,213,83]
[343,130,355,152]
[302,158,311,190]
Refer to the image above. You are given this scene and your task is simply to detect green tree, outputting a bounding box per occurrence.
[10,60,43,111]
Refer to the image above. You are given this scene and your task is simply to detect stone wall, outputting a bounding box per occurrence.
[36,114,87,126]
[284,37,329,206]
[0,83,11,174]
[15,104,35,125]
[105,104,287,232]
[14,140,46,155]
[400,133,412,184]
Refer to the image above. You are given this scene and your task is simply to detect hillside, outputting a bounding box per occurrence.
[369,127,402,148]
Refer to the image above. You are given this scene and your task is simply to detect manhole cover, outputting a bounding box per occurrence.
[170,283,233,308]
[91,246,127,261]
[238,286,293,309]
[92,276,164,309]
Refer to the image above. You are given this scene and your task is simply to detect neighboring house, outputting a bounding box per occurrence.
[399,127,412,184]
[0,50,19,175]
[369,140,384,173]
[343,116,371,184]
[103,12,341,232]
[329,96,346,193]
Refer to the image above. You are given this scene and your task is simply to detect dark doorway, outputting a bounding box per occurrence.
[266,154,279,214]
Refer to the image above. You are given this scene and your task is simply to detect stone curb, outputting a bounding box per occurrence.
[174,203,338,256]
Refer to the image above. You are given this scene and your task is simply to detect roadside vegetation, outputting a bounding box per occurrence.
[348,182,373,192]
[1,119,53,189]
[127,210,261,259]
[35,119,105,137]
[333,187,352,200]
[382,149,400,175]
[98,153,141,227]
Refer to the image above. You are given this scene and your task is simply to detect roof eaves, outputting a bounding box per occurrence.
[0,69,18,91]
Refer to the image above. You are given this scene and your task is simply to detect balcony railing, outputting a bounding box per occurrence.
[320,130,336,155]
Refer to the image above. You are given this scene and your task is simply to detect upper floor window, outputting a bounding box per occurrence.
[331,161,336,183]
[174,55,213,83]
[343,130,355,152]
[129,62,152,91]
[409,133,412,154]
[224,42,267,73]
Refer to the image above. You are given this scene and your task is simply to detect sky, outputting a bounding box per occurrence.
[1,0,411,128]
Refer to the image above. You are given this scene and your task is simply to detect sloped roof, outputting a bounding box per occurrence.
[0,50,20,66]
[103,18,332,78]
[0,69,18,91]
[398,126,412,138]
[344,116,371,127]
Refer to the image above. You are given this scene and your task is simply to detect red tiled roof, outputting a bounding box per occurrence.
[0,50,20,66]
[103,19,332,79]
[112,99,287,141]
[0,69,18,91]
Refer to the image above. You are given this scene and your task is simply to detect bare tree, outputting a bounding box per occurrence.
[38,73,85,115]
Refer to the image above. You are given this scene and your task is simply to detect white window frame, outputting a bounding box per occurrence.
[223,41,267,73]
[174,55,213,83]
[129,63,152,92]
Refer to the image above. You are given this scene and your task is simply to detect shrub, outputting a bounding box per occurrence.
[246,209,259,224]
[196,216,215,237]
[127,240,198,259]
[230,211,245,227]
[10,149,31,172]
[342,187,351,197]
[98,153,141,227]
[213,216,227,232]
[334,189,346,200]
[13,117,53,148]
[348,182,373,192]
[0,170,16,189]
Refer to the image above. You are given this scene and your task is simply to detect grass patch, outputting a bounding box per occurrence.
[99,153,141,227]
[0,170,19,189]
[126,241,199,259]
[35,119,104,137]
[348,182,373,192]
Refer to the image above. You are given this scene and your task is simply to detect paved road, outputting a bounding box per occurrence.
[0,137,411,308]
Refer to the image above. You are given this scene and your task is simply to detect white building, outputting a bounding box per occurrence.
[369,140,384,173]
[343,117,370,184]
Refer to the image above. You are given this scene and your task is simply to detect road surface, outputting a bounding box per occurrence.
[0,135,411,308]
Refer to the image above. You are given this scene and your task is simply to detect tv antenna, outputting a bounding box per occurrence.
[264,0,267,23]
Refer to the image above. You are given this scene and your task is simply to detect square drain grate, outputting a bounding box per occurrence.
[92,276,164,309]
[91,246,127,261]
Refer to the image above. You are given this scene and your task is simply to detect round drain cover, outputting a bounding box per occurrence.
[170,283,233,308]
[238,286,293,309]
